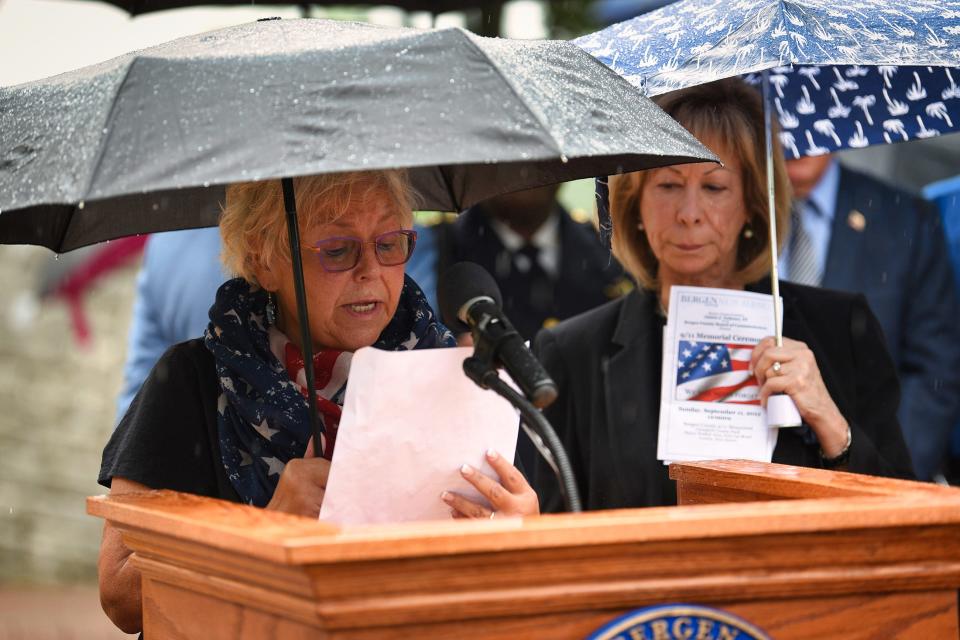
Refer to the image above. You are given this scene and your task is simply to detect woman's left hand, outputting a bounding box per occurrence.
[442,449,540,519]
[751,336,850,458]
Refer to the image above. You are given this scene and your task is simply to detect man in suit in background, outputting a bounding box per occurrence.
[924,175,960,484]
[782,155,960,481]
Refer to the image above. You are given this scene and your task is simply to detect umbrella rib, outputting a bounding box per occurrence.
[644,2,793,95]
[51,53,131,252]
[455,30,563,157]
[78,57,139,224]
[777,0,801,64]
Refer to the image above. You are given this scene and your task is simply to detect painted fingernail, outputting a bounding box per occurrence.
[486,449,498,460]
[460,464,474,476]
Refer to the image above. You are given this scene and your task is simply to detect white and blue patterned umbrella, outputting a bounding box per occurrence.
[580,0,960,380]
[576,0,960,158]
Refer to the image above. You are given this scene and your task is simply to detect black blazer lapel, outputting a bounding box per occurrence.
[602,290,664,503]
[822,167,864,291]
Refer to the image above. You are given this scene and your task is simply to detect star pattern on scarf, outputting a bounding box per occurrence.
[253,418,280,441]
[207,275,455,506]
[261,456,286,477]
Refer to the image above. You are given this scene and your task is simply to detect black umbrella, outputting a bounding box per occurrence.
[0,18,714,252]
[85,0,496,14]
[0,17,715,463]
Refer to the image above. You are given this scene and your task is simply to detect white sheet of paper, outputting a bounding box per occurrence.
[319,346,520,526]
[657,286,781,464]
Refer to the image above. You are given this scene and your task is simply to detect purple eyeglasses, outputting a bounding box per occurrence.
[304,229,417,273]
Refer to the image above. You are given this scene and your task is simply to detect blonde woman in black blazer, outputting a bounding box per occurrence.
[532,79,915,512]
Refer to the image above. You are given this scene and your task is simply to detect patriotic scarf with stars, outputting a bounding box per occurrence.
[204,275,455,507]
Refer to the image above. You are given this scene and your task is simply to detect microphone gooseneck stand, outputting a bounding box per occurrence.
[462,325,583,514]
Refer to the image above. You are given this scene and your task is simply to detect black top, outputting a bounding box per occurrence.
[99,339,240,503]
[531,281,916,513]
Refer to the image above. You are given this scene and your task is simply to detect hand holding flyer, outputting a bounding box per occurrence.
[657,286,781,463]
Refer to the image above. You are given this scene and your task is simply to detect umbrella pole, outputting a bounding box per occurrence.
[762,70,784,347]
[762,71,802,429]
[281,177,325,456]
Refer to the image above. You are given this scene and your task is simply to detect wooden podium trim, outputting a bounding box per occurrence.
[88,460,960,638]
[88,491,960,565]
[670,459,958,503]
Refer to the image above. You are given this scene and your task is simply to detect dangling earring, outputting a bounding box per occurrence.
[742,224,754,239]
[265,292,277,326]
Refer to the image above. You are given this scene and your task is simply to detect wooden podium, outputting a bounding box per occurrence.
[88,461,960,639]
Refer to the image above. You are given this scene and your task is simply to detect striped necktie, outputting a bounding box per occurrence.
[787,201,822,286]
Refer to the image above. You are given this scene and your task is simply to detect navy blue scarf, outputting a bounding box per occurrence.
[204,275,455,506]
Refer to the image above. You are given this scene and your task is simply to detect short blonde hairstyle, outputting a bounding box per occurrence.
[220,170,418,285]
[610,78,792,290]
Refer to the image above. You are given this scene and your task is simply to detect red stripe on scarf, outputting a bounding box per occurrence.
[284,343,344,460]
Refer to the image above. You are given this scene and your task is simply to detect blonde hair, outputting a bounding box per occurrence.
[610,78,791,290]
[220,170,418,285]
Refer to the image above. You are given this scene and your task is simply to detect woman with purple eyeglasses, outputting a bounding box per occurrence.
[96,170,538,634]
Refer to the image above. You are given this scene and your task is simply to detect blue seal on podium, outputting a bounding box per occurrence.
[587,604,771,640]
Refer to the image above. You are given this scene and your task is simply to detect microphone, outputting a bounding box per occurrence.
[439,262,558,409]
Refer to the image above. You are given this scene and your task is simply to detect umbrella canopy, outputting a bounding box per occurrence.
[577,1,960,415]
[575,0,960,157]
[0,18,716,252]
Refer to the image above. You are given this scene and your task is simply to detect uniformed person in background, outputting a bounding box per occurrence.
[406,183,632,471]
[409,183,631,341]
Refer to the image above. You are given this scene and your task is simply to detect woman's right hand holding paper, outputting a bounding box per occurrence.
[266,438,331,518]
[442,449,540,519]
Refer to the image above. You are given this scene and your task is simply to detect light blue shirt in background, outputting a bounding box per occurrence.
[778,159,840,282]
[405,223,440,314]
[115,228,228,422]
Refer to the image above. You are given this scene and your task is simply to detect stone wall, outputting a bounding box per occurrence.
[0,244,138,584]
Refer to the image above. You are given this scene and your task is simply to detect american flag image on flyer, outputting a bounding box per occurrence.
[674,341,759,405]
